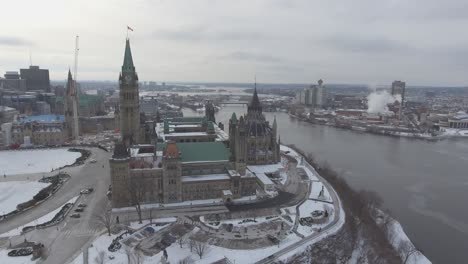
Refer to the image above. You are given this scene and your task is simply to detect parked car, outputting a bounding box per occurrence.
[90,159,97,163]
[70,213,81,218]
[74,208,84,212]
[77,203,86,208]
[80,188,94,194]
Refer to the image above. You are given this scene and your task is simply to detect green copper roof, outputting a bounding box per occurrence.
[168,117,206,124]
[230,112,237,124]
[122,39,135,72]
[79,94,100,108]
[157,142,230,163]
[207,121,215,133]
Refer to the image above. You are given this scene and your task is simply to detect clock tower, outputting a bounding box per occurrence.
[119,38,141,145]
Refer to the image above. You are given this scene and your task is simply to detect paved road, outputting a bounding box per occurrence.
[0,147,112,264]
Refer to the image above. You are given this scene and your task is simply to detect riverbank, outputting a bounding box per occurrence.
[289,113,468,141]
[287,145,431,263]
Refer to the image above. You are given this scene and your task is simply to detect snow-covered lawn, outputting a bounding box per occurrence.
[82,226,303,264]
[156,228,301,264]
[69,252,83,264]
[0,181,50,216]
[0,249,36,264]
[280,145,319,181]
[0,149,81,175]
[84,221,176,264]
[0,196,79,238]
[299,200,326,218]
[297,200,334,236]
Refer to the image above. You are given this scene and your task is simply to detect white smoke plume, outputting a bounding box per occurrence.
[367,90,400,114]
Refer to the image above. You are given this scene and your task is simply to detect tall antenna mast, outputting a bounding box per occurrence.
[72,35,80,140]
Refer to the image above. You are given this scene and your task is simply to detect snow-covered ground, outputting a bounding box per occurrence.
[0,149,81,175]
[440,128,468,137]
[80,225,303,264]
[0,181,50,216]
[310,181,332,202]
[297,200,334,236]
[0,249,36,264]
[83,220,177,264]
[0,196,79,238]
[280,145,319,181]
[388,217,432,264]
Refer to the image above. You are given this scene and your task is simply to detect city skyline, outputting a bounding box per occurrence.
[2,0,468,86]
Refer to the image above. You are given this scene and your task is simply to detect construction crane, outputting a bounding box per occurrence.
[72,35,80,140]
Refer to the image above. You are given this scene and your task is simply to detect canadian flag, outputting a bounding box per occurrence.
[127,26,134,31]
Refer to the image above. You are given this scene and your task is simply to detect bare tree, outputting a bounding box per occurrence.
[128,180,146,224]
[96,205,114,236]
[134,250,145,264]
[94,250,105,264]
[172,224,188,248]
[194,241,208,259]
[124,247,146,264]
[189,239,196,252]
[399,241,420,264]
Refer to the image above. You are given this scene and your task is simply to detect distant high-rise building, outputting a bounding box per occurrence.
[391,80,406,103]
[119,39,140,145]
[20,66,50,91]
[295,79,326,109]
[1,71,26,91]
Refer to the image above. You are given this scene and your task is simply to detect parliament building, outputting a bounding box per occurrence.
[110,39,280,208]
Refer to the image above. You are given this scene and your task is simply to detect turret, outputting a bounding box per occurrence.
[162,142,182,203]
[272,115,277,139]
[109,141,130,207]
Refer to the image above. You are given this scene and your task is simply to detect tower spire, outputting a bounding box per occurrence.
[248,75,262,113]
[122,39,135,72]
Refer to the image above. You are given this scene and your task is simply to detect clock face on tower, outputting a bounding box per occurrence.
[124,75,133,84]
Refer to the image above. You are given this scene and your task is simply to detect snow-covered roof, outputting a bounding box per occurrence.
[222,190,233,196]
[181,173,231,182]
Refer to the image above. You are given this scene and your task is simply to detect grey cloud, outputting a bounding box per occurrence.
[152,26,267,42]
[225,51,284,63]
[152,26,207,41]
[0,36,33,46]
[319,35,411,54]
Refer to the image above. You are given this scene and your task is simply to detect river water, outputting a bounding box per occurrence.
[184,105,468,264]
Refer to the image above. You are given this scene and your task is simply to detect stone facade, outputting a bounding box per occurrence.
[11,120,66,146]
[110,142,257,207]
[229,85,280,166]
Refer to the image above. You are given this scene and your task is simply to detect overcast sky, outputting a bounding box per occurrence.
[1,0,468,86]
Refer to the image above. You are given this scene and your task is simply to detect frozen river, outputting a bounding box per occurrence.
[184,105,468,263]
